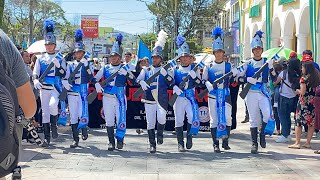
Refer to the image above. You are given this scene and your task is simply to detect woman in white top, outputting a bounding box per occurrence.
[273,58,301,143]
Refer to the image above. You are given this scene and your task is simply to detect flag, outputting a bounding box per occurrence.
[137,39,152,64]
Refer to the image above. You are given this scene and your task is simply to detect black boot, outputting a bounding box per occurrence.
[70,124,79,148]
[157,123,165,145]
[186,123,193,149]
[260,122,267,148]
[250,127,258,154]
[106,126,115,151]
[50,115,58,139]
[210,128,220,153]
[222,126,231,150]
[42,123,51,147]
[81,127,88,141]
[176,127,185,152]
[117,139,124,149]
[148,129,156,153]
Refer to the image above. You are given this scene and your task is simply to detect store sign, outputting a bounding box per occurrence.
[81,15,99,38]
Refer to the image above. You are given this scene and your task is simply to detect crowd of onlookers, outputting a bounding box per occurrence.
[266,50,320,153]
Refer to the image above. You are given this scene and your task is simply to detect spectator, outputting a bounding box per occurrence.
[0,29,36,177]
[135,57,149,73]
[302,50,320,71]
[314,85,320,154]
[289,54,320,149]
[272,61,284,135]
[274,58,301,143]
[289,51,297,60]
[124,51,132,63]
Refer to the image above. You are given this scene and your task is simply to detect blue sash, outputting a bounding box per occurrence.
[54,77,68,126]
[262,84,275,136]
[185,89,200,135]
[216,88,228,139]
[115,87,127,140]
[78,84,89,129]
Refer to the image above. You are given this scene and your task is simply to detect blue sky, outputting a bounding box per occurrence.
[57,0,155,34]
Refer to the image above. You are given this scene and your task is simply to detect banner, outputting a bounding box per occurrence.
[81,15,99,38]
[88,72,210,131]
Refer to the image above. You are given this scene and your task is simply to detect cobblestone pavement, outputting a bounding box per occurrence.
[6,98,320,180]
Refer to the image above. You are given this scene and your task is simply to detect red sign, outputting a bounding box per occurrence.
[81,15,99,38]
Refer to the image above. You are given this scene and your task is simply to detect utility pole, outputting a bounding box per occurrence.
[171,0,179,58]
[28,0,34,45]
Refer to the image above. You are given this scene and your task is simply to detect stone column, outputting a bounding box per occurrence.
[296,33,308,54]
[271,37,280,48]
[281,35,293,50]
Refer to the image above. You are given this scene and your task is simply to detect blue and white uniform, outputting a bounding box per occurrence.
[33,53,66,123]
[173,64,200,128]
[239,58,271,128]
[202,61,232,128]
[65,60,95,125]
[137,66,174,130]
[94,63,134,141]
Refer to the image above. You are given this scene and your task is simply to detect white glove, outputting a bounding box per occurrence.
[33,79,43,90]
[80,58,88,67]
[267,59,273,69]
[160,68,167,76]
[62,80,72,90]
[118,68,127,76]
[52,58,61,68]
[247,77,258,85]
[231,68,238,76]
[205,81,214,92]
[189,70,197,79]
[139,80,150,91]
[173,85,183,96]
[95,83,104,93]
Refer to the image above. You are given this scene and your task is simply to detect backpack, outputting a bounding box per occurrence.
[0,51,20,178]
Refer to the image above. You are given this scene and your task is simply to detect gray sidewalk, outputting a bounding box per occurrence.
[6,98,320,180]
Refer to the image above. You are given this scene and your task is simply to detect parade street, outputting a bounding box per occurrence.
[13,98,320,180]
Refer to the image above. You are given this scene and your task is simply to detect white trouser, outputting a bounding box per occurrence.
[67,94,82,124]
[40,88,59,123]
[173,96,193,128]
[103,95,126,127]
[145,103,167,130]
[245,91,271,128]
[208,97,232,128]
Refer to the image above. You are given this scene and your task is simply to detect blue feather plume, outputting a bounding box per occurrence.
[75,29,84,42]
[212,27,223,38]
[255,30,264,38]
[176,35,185,48]
[43,19,55,33]
[116,33,123,46]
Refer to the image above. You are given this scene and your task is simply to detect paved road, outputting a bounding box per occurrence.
[6,97,320,180]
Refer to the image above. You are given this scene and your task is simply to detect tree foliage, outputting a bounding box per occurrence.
[147,0,224,39]
[3,0,75,48]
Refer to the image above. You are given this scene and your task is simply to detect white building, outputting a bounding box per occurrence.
[242,0,314,61]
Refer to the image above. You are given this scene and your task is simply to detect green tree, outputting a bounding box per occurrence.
[0,0,4,29]
[3,0,75,49]
[147,0,223,38]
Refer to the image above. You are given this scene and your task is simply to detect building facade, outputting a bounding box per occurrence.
[242,0,317,62]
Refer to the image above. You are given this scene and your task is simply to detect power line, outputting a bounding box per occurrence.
[65,10,148,14]
[60,0,129,2]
